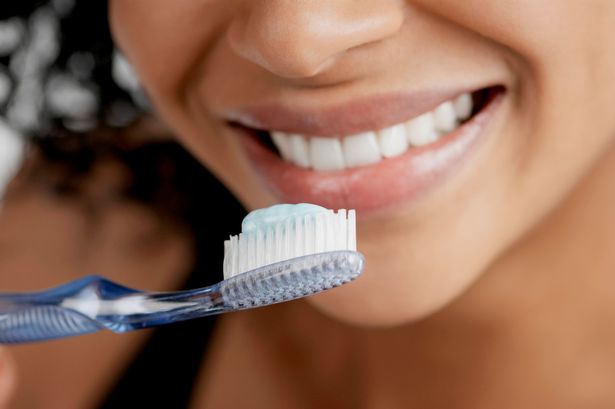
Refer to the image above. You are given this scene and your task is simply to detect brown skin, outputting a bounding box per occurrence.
[0,347,16,409]
[109,1,615,407]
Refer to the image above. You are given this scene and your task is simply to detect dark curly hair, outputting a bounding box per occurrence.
[1,0,144,137]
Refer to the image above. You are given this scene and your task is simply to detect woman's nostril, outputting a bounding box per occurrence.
[227,15,334,78]
[226,0,405,79]
[227,28,326,78]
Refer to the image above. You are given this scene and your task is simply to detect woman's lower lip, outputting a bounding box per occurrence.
[237,91,505,215]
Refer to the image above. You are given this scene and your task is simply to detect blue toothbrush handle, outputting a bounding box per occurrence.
[0,275,222,344]
[0,276,139,343]
[0,251,364,344]
[0,276,113,343]
[0,305,103,343]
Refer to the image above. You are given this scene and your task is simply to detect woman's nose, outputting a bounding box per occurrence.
[227,0,404,79]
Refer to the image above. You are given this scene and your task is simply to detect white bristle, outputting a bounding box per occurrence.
[337,209,347,251]
[223,240,231,276]
[304,214,314,255]
[264,226,274,266]
[223,208,357,279]
[256,228,265,269]
[238,233,248,274]
[348,210,357,251]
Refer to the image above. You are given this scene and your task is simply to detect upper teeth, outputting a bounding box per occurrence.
[270,93,473,171]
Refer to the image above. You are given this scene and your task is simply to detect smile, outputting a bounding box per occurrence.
[229,86,505,214]
[268,92,475,171]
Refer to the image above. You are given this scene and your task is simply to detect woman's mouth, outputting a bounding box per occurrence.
[228,86,505,215]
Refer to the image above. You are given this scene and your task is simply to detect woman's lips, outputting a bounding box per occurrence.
[234,89,504,214]
[225,89,474,137]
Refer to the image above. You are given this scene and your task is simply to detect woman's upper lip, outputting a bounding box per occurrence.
[224,88,479,137]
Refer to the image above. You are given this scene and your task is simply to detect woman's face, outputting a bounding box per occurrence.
[110,1,615,326]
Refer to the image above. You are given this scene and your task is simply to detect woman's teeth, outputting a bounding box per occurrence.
[270,93,474,171]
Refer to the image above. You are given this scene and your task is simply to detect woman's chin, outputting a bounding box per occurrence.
[304,264,472,328]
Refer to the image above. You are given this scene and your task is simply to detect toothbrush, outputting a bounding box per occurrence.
[0,206,363,344]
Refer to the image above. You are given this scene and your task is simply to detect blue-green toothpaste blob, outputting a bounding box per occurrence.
[241,203,329,233]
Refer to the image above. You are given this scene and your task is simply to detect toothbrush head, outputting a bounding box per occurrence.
[219,250,364,310]
[223,206,356,279]
[220,205,361,309]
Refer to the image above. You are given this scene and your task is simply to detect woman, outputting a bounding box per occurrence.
[109,2,615,407]
[5,0,615,407]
